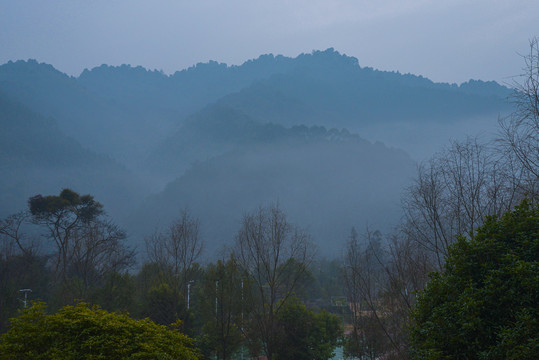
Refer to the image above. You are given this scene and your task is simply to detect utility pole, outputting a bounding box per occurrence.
[187,280,194,310]
[19,289,32,308]
[215,280,219,315]
[241,279,244,360]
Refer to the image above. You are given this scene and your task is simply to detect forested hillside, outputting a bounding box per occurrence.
[0,49,513,252]
[1,41,537,360]
[136,113,415,254]
[0,92,146,221]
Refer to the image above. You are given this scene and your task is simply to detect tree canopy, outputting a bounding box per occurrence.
[410,200,539,359]
[29,188,104,223]
[0,302,200,360]
[274,296,342,360]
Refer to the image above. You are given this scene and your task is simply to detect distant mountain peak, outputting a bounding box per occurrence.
[0,59,70,79]
[79,63,167,81]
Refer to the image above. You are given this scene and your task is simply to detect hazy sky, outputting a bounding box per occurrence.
[1,0,537,84]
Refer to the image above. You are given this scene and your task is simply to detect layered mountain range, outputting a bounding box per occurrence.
[0,49,513,255]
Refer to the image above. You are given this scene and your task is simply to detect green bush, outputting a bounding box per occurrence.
[0,302,200,359]
[410,201,539,359]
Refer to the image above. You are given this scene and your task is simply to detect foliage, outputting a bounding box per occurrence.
[234,204,314,359]
[0,253,50,333]
[343,313,388,360]
[90,271,136,313]
[29,188,103,224]
[26,189,135,305]
[0,302,200,360]
[343,227,422,359]
[410,201,539,359]
[197,258,245,360]
[274,296,342,360]
[311,258,345,302]
[143,283,186,326]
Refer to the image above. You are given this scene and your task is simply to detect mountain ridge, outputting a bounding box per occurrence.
[0,91,147,223]
[0,50,515,254]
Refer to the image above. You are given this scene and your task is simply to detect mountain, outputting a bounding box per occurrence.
[79,49,513,165]
[1,51,512,169]
[0,91,147,222]
[213,49,512,159]
[217,58,510,127]
[0,50,516,256]
[77,54,297,118]
[0,60,173,167]
[77,49,512,130]
[0,60,123,153]
[131,110,416,256]
[146,104,302,181]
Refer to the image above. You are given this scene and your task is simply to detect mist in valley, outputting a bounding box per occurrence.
[1,3,538,358]
[0,49,515,259]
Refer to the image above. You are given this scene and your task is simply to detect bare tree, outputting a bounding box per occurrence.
[498,37,539,201]
[500,37,539,180]
[343,227,383,360]
[378,232,433,359]
[344,227,413,360]
[145,210,203,292]
[68,219,135,298]
[233,204,314,360]
[401,137,522,269]
[343,226,433,360]
[401,158,453,270]
[0,211,37,258]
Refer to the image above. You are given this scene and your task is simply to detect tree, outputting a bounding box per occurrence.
[145,210,203,293]
[134,263,185,326]
[1,212,49,332]
[67,219,135,299]
[410,200,539,360]
[0,211,37,257]
[0,250,49,333]
[233,204,314,360]
[144,283,185,326]
[0,302,200,359]
[500,37,539,182]
[402,137,522,270]
[197,258,246,360]
[343,226,433,360]
[274,296,342,360]
[90,270,136,313]
[28,189,103,279]
[27,189,134,303]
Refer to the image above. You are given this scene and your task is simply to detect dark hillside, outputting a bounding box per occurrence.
[1,51,512,167]
[0,92,147,222]
[0,60,168,166]
[217,49,512,128]
[133,116,415,256]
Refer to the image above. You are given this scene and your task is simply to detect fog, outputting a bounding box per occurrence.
[0,49,515,258]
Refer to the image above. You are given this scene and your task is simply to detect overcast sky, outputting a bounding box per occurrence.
[1,0,537,84]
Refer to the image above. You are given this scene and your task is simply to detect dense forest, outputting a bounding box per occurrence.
[1,41,538,359]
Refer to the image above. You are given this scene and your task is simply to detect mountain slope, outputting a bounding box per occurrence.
[133,116,415,256]
[1,50,513,169]
[77,54,297,118]
[212,49,512,158]
[0,60,172,166]
[0,91,147,222]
